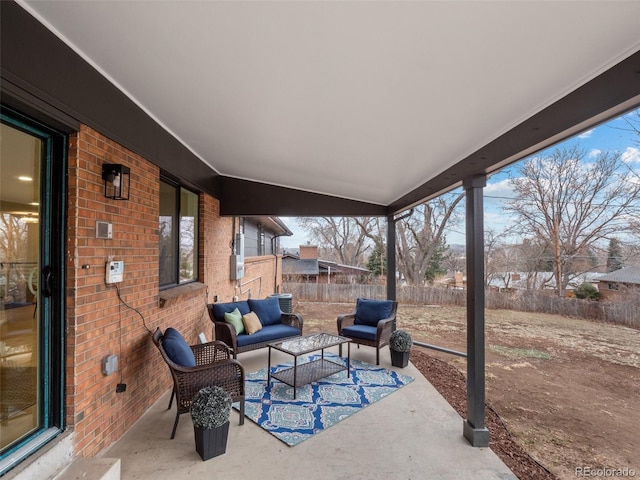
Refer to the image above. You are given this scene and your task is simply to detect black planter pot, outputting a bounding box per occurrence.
[194,422,230,461]
[390,349,410,368]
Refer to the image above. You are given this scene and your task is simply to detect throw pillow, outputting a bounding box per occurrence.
[162,327,196,367]
[354,298,394,327]
[242,311,263,335]
[248,297,282,326]
[212,301,250,322]
[224,307,245,334]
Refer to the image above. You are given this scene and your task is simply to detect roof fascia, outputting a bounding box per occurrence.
[219,177,387,217]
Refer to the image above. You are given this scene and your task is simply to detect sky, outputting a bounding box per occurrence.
[280,107,640,250]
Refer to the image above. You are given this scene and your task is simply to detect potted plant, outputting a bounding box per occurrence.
[389,329,412,368]
[191,386,232,461]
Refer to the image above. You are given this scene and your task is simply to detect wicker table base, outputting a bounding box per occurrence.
[267,333,351,399]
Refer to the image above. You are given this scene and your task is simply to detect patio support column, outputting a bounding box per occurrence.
[462,174,489,447]
[386,214,396,301]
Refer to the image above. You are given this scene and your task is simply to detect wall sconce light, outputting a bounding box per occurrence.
[102,164,130,200]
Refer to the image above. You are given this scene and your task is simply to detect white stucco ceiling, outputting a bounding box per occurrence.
[19,1,640,206]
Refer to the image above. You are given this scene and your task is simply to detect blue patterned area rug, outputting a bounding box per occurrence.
[235,353,414,446]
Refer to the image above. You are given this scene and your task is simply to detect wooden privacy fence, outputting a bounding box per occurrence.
[282,282,639,328]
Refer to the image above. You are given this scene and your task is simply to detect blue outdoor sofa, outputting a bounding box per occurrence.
[207,296,303,358]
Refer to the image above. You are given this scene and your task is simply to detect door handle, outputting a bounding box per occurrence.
[42,265,53,297]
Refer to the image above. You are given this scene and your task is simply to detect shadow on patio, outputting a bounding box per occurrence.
[105,346,516,480]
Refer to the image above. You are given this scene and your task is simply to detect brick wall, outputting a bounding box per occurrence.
[66,125,281,457]
[238,256,283,301]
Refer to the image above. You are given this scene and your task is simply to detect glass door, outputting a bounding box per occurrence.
[0,107,65,467]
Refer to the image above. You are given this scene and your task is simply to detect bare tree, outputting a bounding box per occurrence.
[441,244,465,274]
[484,229,513,289]
[0,214,30,300]
[620,109,640,240]
[505,145,640,296]
[297,190,463,283]
[395,192,464,285]
[297,217,372,267]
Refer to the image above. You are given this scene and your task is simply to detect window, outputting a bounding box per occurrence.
[159,179,199,287]
[258,224,266,256]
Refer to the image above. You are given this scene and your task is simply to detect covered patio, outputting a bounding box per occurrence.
[2,1,640,478]
[103,346,516,480]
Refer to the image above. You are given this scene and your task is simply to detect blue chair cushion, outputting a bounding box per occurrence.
[212,301,251,323]
[354,298,393,327]
[236,324,301,347]
[248,297,282,326]
[342,324,378,342]
[162,328,196,367]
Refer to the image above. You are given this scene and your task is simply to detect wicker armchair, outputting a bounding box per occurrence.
[337,299,398,365]
[152,328,245,439]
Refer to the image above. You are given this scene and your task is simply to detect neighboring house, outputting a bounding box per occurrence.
[241,217,293,257]
[439,271,467,290]
[282,246,370,284]
[594,266,640,300]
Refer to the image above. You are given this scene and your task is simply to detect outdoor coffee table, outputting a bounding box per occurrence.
[267,333,352,399]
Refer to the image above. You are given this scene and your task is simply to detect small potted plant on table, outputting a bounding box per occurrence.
[191,386,232,461]
[389,329,412,368]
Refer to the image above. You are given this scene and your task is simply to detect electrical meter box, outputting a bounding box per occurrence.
[230,233,245,280]
[106,260,124,284]
[230,254,245,280]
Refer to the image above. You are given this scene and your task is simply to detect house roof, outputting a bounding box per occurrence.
[282,258,319,276]
[595,267,640,285]
[5,2,640,216]
[282,255,370,276]
[244,216,293,237]
[318,260,370,276]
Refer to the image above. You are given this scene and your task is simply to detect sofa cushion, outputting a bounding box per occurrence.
[236,324,301,347]
[224,308,245,334]
[212,301,251,323]
[354,298,394,327]
[342,324,378,342]
[162,328,196,367]
[248,297,282,326]
[242,311,263,335]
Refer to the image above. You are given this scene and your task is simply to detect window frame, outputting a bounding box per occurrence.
[0,105,66,473]
[159,177,199,289]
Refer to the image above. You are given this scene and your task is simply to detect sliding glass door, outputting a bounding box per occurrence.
[0,107,65,471]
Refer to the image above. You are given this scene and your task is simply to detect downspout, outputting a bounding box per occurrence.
[386,209,413,300]
[271,234,287,294]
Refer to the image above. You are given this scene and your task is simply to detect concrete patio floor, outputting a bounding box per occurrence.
[104,345,517,480]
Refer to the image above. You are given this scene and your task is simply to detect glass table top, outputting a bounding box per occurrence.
[269,333,350,356]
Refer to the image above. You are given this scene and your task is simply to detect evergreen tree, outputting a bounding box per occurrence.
[607,238,623,272]
[425,237,448,282]
[367,243,386,276]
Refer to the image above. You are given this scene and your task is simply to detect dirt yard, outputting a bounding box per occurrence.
[295,301,640,480]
